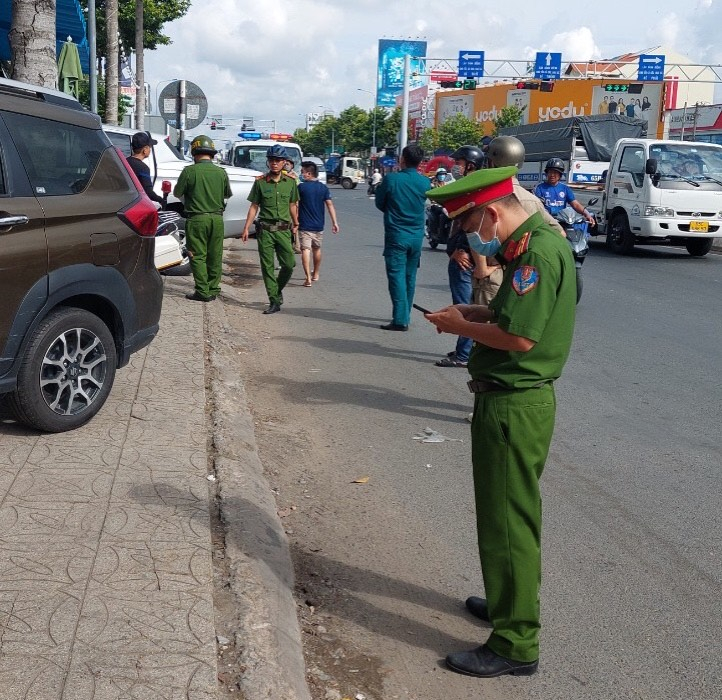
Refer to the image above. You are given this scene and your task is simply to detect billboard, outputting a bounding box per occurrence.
[435,80,665,138]
[377,39,427,108]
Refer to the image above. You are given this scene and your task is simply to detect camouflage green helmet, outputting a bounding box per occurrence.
[190,134,217,156]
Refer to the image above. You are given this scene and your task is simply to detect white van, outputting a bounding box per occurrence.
[229,138,304,178]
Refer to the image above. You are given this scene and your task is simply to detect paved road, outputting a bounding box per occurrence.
[227,185,722,700]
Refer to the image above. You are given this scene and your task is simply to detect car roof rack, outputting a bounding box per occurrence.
[0,77,85,111]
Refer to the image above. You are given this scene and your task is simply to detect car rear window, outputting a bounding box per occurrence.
[3,112,108,196]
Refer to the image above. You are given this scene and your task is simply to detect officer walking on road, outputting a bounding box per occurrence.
[425,166,577,679]
[173,135,232,302]
[241,144,300,314]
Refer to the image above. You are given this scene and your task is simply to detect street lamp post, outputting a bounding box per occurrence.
[357,88,377,154]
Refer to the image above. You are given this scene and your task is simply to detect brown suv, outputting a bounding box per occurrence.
[0,78,163,432]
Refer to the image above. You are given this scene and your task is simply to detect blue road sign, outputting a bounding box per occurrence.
[534,52,562,80]
[459,50,485,78]
[638,54,665,81]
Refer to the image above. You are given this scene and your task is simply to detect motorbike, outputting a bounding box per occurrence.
[155,180,191,276]
[425,202,453,249]
[554,197,598,303]
[367,178,379,196]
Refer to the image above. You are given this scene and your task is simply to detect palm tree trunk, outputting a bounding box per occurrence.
[105,0,119,125]
[9,0,57,87]
[135,0,145,129]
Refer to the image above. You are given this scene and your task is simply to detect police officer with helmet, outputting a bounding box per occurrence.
[241,144,300,314]
[173,134,232,302]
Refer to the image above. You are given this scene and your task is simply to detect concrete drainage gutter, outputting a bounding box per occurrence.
[206,298,311,700]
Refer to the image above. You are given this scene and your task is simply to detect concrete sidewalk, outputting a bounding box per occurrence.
[0,272,309,699]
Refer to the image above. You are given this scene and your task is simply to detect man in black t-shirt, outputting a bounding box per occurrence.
[127,132,164,205]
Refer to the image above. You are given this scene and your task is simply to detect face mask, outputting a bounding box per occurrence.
[466,210,502,257]
[437,174,446,182]
[451,165,464,180]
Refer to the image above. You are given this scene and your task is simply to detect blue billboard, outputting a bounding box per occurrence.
[376,39,427,108]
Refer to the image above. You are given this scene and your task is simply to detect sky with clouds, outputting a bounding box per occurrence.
[142,0,721,137]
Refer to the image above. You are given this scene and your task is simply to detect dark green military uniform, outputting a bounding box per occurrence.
[247,173,299,305]
[468,211,576,662]
[174,161,232,299]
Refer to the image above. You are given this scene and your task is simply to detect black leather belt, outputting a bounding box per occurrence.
[467,380,551,393]
[259,220,290,232]
[467,380,508,393]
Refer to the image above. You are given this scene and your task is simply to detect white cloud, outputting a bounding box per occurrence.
[139,0,711,137]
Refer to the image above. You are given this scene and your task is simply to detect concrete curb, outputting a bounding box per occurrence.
[207,296,311,700]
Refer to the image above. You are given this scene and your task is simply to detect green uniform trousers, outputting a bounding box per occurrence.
[186,214,224,298]
[257,228,296,305]
[471,383,556,662]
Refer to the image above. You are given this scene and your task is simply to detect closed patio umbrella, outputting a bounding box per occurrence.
[57,36,83,97]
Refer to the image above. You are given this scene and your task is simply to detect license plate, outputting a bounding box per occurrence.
[690,220,709,232]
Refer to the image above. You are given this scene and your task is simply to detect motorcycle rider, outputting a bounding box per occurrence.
[434,145,487,368]
[431,167,450,188]
[486,137,564,235]
[534,158,595,226]
[368,168,382,196]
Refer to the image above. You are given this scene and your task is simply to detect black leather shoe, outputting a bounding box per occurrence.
[186,292,215,302]
[446,645,538,678]
[263,303,282,314]
[380,323,408,331]
[465,596,490,622]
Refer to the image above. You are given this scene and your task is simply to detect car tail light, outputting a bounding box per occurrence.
[115,146,158,236]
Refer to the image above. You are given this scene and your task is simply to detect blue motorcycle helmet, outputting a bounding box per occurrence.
[267,144,289,160]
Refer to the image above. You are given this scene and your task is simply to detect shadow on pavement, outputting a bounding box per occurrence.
[273,335,442,363]
[249,373,468,423]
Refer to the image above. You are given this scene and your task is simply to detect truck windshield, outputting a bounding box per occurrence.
[231,145,303,177]
[650,143,722,183]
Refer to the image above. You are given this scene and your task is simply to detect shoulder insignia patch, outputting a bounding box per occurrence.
[512,265,539,296]
[503,231,532,262]
[255,174,265,180]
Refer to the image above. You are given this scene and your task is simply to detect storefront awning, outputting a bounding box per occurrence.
[0,0,89,75]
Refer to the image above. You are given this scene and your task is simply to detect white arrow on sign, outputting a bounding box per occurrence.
[642,56,663,64]
[546,53,552,66]
[462,53,483,60]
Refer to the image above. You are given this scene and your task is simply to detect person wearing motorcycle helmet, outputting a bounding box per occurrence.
[241,143,300,314]
[432,167,449,187]
[487,137,564,236]
[451,144,486,179]
[173,134,232,302]
[435,145,485,367]
[534,157,595,225]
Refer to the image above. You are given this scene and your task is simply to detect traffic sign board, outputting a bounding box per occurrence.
[431,70,458,83]
[638,54,665,81]
[158,80,208,129]
[534,52,562,80]
[458,50,485,78]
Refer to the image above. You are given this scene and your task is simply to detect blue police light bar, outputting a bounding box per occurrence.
[237,132,262,140]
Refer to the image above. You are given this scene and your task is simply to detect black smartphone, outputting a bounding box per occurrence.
[413,303,431,314]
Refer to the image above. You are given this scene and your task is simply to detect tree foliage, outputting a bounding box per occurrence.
[80,0,191,57]
[492,105,525,136]
[437,113,485,151]
[78,78,131,121]
[293,106,403,157]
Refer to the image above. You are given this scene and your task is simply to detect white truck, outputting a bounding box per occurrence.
[595,138,722,256]
[325,154,366,189]
[501,114,646,188]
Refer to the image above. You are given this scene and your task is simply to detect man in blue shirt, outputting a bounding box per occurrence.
[534,158,595,225]
[298,161,339,286]
[375,145,431,330]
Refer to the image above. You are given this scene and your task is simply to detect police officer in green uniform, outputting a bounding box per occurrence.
[425,166,576,678]
[241,144,299,314]
[173,135,232,301]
